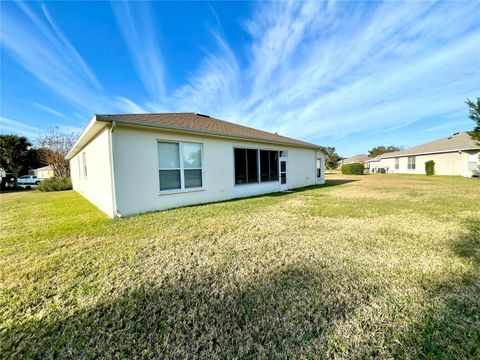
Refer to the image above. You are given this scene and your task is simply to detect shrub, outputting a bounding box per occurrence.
[38,177,72,192]
[425,160,435,175]
[341,163,365,175]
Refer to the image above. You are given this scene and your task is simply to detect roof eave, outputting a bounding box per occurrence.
[65,116,109,160]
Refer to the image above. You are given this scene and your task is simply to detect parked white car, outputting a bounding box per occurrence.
[16,175,45,185]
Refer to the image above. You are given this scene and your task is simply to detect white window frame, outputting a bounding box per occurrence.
[316,158,322,179]
[233,146,280,186]
[467,154,479,170]
[395,157,399,170]
[259,149,280,183]
[233,147,260,185]
[157,140,204,194]
[407,156,416,170]
[82,152,87,179]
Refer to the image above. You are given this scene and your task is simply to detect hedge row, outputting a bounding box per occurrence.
[38,177,72,192]
[341,163,365,175]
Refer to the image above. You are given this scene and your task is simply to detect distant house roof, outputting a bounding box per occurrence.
[35,165,53,171]
[67,113,324,159]
[343,154,369,164]
[368,132,480,162]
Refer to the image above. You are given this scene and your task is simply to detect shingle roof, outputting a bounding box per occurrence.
[367,132,480,162]
[343,154,369,163]
[96,113,322,150]
[35,165,53,171]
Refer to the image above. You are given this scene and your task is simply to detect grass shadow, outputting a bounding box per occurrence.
[142,179,360,216]
[2,264,379,359]
[0,187,36,195]
[396,218,480,358]
[451,219,480,265]
[225,179,359,201]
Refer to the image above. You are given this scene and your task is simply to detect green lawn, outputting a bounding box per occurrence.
[1,174,479,359]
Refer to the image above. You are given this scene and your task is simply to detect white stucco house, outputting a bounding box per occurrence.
[66,113,326,217]
[32,165,55,179]
[368,132,480,177]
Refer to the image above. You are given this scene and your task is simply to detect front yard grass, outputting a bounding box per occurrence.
[1,174,479,358]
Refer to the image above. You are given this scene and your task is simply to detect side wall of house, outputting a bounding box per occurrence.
[70,127,115,217]
[37,169,55,178]
[460,150,480,177]
[112,125,323,216]
[369,151,476,176]
[415,152,461,175]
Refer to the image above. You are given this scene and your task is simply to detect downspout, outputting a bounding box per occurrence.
[109,121,121,218]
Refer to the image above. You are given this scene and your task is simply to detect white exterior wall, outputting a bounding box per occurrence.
[112,125,324,217]
[36,169,55,178]
[460,150,480,177]
[70,127,115,217]
[368,150,480,177]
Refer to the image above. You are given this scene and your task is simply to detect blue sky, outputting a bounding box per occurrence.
[1,1,479,156]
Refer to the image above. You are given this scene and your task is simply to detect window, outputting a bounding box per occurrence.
[395,157,399,170]
[234,148,280,185]
[82,152,87,178]
[77,157,81,178]
[260,150,279,182]
[407,156,416,170]
[183,143,203,189]
[468,154,479,170]
[316,159,322,178]
[158,141,203,191]
[234,148,258,184]
[280,160,287,184]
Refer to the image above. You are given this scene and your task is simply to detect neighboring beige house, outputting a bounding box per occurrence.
[66,113,326,218]
[34,165,55,179]
[368,132,480,177]
[340,154,369,167]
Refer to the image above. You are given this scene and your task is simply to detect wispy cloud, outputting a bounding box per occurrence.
[418,119,471,135]
[172,31,241,117]
[0,117,44,138]
[1,2,150,117]
[169,1,480,143]
[111,2,166,102]
[112,97,148,114]
[32,102,68,119]
[0,3,102,110]
[2,0,479,152]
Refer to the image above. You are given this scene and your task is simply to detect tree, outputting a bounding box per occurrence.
[25,147,48,173]
[466,97,480,144]
[0,135,32,186]
[368,145,401,158]
[36,128,78,178]
[324,147,342,172]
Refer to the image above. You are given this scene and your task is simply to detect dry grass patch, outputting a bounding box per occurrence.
[1,174,479,358]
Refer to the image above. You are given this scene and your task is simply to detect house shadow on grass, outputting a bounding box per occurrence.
[323,178,359,187]
[170,179,359,213]
[4,264,378,359]
[226,179,358,201]
[3,221,479,359]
